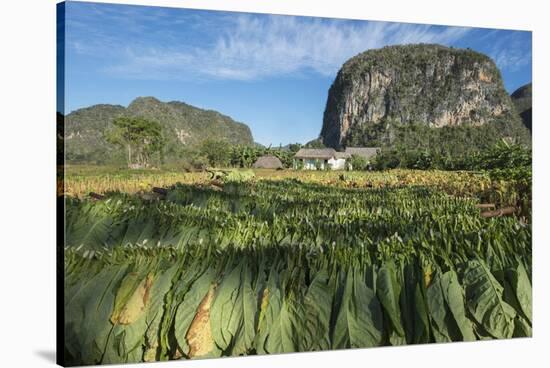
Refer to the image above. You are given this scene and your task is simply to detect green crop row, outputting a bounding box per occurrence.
[64,244,531,365]
[63,178,531,365]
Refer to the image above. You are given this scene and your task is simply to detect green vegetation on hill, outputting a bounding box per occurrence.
[64,97,254,165]
[511,83,532,114]
[64,104,126,163]
[341,44,499,84]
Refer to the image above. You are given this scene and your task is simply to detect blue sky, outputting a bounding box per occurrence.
[62,1,532,146]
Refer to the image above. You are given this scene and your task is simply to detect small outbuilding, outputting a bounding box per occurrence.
[252,155,284,169]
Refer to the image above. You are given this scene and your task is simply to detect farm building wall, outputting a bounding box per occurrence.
[328,157,346,170]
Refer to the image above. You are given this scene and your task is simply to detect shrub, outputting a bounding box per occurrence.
[349,154,369,171]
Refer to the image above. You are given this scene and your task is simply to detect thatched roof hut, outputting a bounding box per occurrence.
[253,155,283,169]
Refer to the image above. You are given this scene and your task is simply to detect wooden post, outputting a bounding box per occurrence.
[152,187,168,196]
[89,192,105,200]
[481,206,516,218]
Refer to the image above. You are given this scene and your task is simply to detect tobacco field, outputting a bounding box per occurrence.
[62,170,532,365]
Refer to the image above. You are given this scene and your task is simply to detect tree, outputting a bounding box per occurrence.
[287,143,303,153]
[270,150,294,168]
[230,144,261,168]
[373,149,401,170]
[105,117,164,168]
[200,139,232,167]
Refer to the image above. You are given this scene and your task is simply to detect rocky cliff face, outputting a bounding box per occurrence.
[321,44,528,149]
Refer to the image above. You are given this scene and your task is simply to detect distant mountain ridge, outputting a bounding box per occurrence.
[511,83,532,132]
[64,97,254,163]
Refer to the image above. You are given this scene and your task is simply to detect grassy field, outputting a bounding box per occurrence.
[62,165,532,365]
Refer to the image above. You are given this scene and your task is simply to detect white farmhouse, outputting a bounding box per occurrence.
[292,148,351,170]
[293,147,380,170]
[293,148,337,170]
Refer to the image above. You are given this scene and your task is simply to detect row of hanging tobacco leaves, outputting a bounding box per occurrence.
[63,178,531,366]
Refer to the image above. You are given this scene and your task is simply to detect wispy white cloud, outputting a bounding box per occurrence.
[488,32,531,72]
[492,49,531,71]
[96,14,471,81]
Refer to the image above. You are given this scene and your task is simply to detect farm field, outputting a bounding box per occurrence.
[62,165,530,210]
[62,167,531,365]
